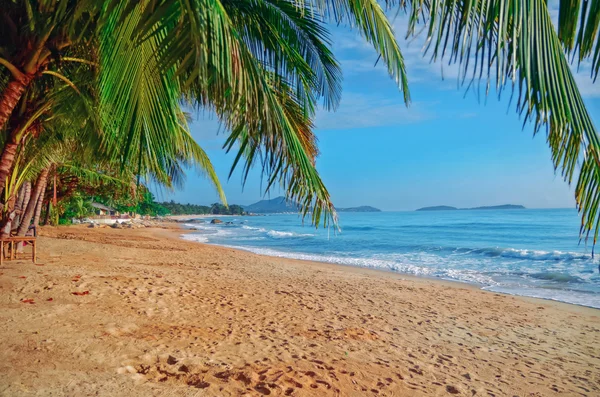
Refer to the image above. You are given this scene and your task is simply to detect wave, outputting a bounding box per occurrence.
[241,225,314,238]
[468,247,592,261]
[529,272,585,283]
[241,225,267,232]
[182,223,234,237]
[189,222,315,240]
[390,245,593,262]
[267,230,315,238]
[215,245,496,285]
[181,234,208,243]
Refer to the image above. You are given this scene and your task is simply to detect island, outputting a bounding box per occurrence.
[336,206,381,212]
[244,197,381,214]
[416,204,525,211]
[243,197,298,214]
[416,205,458,211]
[469,205,525,210]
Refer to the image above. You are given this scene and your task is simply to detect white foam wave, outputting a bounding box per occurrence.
[216,245,495,285]
[181,234,208,243]
[183,223,202,228]
[267,230,314,238]
[241,225,267,232]
[468,247,592,261]
[183,223,234,238]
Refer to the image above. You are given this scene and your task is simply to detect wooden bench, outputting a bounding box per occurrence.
[0,236,36,265]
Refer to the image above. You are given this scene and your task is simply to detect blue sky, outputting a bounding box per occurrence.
[156,10,600,211]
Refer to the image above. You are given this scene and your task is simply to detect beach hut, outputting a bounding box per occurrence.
[90,202,117,217]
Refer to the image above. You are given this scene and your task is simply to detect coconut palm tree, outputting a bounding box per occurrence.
[0,0,408,229]
[0,44,226,236]
[96,0,409,227]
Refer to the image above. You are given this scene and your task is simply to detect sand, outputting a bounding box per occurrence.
[0,224,599,396]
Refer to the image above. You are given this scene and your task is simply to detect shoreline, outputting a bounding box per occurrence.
[1,224,598,396]
[178,224,600,313]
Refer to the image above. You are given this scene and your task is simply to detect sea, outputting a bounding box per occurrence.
[181,209,600,309]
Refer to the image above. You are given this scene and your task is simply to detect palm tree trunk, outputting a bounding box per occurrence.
[0,74,32,131]
[0,141,19,190]
[32,190,45,233]
[0,120,40,191]
[0,189,18,238]
[13,181,30,228]
[43,200,51,226]
[16,168,49,237]
[14,183,26,216]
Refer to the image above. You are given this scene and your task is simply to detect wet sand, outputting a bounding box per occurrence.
[0,224,598,396]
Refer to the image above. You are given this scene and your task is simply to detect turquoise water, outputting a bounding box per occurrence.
[182,209,600,309]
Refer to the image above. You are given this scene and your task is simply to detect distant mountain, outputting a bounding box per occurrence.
[243,196,299,213]
[416,204,525,211]
[416,205,458,211]
[337,206,381,212]
[469,204,525,210]
[244,197,382,214]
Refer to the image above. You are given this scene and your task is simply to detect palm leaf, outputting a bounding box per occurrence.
[302,0,411,103]
[396,0,600,248]
[97,1,226,200]
[556,0,600,79]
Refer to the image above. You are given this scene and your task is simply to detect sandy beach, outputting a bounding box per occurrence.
[0,224,599,396]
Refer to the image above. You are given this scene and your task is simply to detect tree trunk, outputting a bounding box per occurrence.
[43,200,51,226]
[0,114,40,191]
[0,141,19,191]
[13,181,31,229]
[13,183,26,221]
[15,183,26,211]
[0,74,31,131]
[17,168,49,237]
[0,190,18,238]
[32,188,45,233]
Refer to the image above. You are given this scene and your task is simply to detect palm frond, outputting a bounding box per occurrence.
[122,0,335,225]
[398,0,600,247]
[303,0,411,103]
[221,0,342,111]
[98,2,226,201]
[556,0,600,79]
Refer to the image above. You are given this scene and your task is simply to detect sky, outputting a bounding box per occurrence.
[155,7,600,211]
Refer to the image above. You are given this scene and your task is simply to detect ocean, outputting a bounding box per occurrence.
[181,209,600,309]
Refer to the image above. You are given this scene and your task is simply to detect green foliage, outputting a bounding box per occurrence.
[157,201,245,216]
[210,203,245,215]
[1,0,412,232]
[137,192,170,217]
[60,195,94,222]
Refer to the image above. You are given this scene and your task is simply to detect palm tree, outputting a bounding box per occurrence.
[0,0,408,229]
[0,1,100,130]
[96,0,409,227]
[0,51,225,236]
